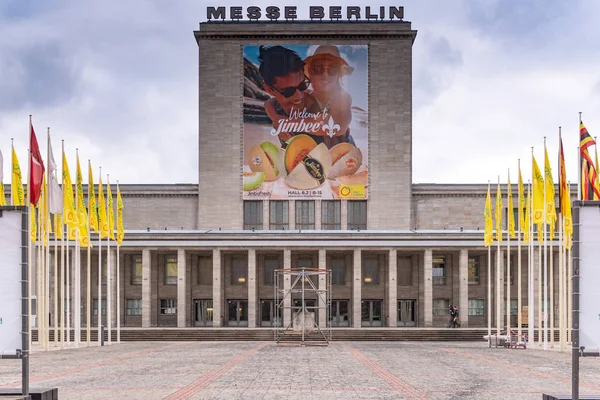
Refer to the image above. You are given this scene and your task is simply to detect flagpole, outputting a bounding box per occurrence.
[543,137,548,350]
[496,175,501,336]
[487,181,492,341]
[27,116,32,348]
[60,207,65,349]
[45,128,51,351]
[559,212,564,351]
[37,205,43,349]
[63,142,71,346]
[87,160,92,347]
[117,181,121,344]
[527,180,534,347]
[98,166,102,345]
[507,169,511,337]
[107,174,112,345]
[517,160,522,340]
[48,130,58,348]
[567,180,573,345]
[74,149,80,349]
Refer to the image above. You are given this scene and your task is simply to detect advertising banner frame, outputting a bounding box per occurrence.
[242,44,369,201]
[0,206,30,397]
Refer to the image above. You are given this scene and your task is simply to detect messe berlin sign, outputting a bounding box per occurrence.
[207,6,404,21]
[0,210,22,355]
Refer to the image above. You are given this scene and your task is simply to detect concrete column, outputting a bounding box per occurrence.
[423,249,432,327]
[289,201,296,230]
[353,249,361,328]
[141,248,151,328]
[459,249,469,327]
[177,249,186,327]
[109,249,118,327]
[315,200,322,229]
[212,249,222,327]
[388,249,397,327]
[496,248,505,332]
[283,249,291,327]
[318,249,326,327]
[248,249,257,328]
[341,200,348,230]
[262,201,269,230]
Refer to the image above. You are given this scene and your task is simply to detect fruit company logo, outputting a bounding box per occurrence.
[270,108,338,138]
[246,190,271,197]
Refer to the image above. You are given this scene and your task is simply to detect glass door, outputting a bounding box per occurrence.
[260,299,282,327]
[193,299,213,327]
[293,299,317,327]
[227,300,248,327]
[361,300,383,327]
[397,300,417,327]
[330,300,349,327]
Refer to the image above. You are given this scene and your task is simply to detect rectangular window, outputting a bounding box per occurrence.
[432,257,446,285]
[231,257,247,285]
[347,200,367,230]
[101,257,107,282]
[164,255,177,285]
[244,200,263,230]
[363,257,379,284]
[504,299,518,316]
[433,299,450,316]
[160,299,177,315]
[330,257,346,285]
[468,299,485,316]
[269,201,289,230]
[264,257,280,286]
[93,299,107,316]
[295,201,315,230]
[321,200,341,230]
[197,255,212,285]
[126,299,142,316]
[397,256,412,286]
[131,255,142,285]
[468,257,480,285]
[504,256,516,285]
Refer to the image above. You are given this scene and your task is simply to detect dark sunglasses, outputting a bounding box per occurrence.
[269,79,311,98]
[310,64,342,76]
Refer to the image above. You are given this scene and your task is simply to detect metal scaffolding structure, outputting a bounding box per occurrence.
[274,268,331,345]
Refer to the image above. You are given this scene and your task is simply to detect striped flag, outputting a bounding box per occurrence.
[580,122,600,200]
[559,134,572,248]
[484,185,493,247]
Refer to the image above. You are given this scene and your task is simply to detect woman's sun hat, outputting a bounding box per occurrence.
[304,45,355,76]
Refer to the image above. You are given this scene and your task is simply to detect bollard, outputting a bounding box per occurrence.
[101,325,105,347]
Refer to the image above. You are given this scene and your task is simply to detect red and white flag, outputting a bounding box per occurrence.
[29,124,45,206]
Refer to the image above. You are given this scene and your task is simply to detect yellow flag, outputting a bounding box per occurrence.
[54,213,63,240]
[62,152,78,227]
[524,184,531,244]
[532,155,545,226]
[518,168,525,232]
[11,147,25,206]
[0,183,6,206]
[544,147,556,239]
[30,205,37,243]
[564,183,573,250]
[107,179,115,240]
[484,185,493,246]
[98,175,109,238]
[508,172,515,238]
[88,162,99,233]
[595,146,600,196]
[76,155,90,247]
[495,182,503,243]
[117,184,124,247]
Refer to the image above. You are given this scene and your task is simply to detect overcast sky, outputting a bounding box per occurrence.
[1,0,599,185]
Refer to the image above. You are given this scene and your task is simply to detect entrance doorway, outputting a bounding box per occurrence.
[397,300,417,327]
[361,300,383,327]
[330,300,349,327]
[293,299,317,326]
[227,300,248,327]
[260,299,282,327]
[193,299,213,327]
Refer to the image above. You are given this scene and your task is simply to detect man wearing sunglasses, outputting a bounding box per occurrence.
[258,45,321,144]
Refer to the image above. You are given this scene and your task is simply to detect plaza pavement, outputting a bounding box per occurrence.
[1,341,600,399]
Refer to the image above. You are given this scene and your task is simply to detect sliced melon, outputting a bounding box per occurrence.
[328,143,362,179]
[243,171,265,191]
[285,143,332,189]
[284,134,318,173]
[248,142,280,181]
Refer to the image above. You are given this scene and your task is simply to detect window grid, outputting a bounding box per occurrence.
[244,201,263,230]
[231,257,247,285]
[269,201,289,230]
[363,258,379,285]
[321,200,341,230]
[468,299,485,316]
[264,257,280,286]
[160,299,177,315]
[295,201,315,230]
[397,256,412,286]
[347,200,367,230]
[330,257,346,285]
[126,299,142,316]
[197,255,212,285]
[468,257,480,285]
[433,299,450,316]
[93,299,107,316]
[164,255,177,285]
[432,256,446,286]
[131,255,142,285]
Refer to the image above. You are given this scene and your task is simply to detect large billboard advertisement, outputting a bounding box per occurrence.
[243,45,368,200]
[0,209,23,355]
